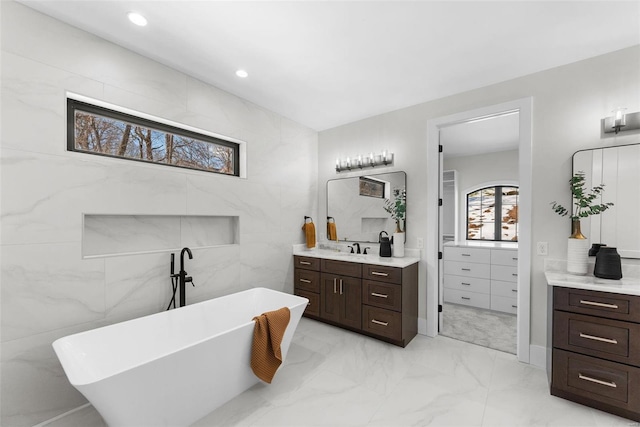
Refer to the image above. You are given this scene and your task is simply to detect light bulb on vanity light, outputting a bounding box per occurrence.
[612,107,627,133]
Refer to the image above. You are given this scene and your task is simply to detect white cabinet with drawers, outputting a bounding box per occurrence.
[444,243,518,314]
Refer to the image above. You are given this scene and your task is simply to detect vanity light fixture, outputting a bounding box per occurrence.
[602,107,640,134]
[335,150,394,172]
[235,69,248,78]
[127,12,148,27]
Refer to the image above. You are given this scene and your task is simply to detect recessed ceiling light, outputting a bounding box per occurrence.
[235,69,248,78]
[127,12,147,27]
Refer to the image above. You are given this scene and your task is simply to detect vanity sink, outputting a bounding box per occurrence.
[293,246,419,268]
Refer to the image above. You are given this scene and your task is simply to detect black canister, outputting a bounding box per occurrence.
[379,231,392,257]
[588,243,606,257]
[594,247,623,280]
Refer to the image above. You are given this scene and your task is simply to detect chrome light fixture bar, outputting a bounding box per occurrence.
[602,108,640,134]
[335,150,394,173]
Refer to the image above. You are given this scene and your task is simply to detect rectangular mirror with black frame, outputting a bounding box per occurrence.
[327,171,406,243]
[572,143,640,258]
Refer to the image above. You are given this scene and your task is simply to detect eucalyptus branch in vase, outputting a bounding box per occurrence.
[383,187,406,233]
[550,171,614,239]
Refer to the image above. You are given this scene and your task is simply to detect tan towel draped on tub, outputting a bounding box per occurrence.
[251,307,291,383]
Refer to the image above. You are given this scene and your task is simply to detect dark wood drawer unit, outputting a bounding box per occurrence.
[551,286,640,422]
[363,264,401,284]
[295,289,320,318]
[552,349,640,421]
[362,306,402,341]
[294,269,320,293]
[362,280,402,312]
[293,256,321,319]
[294,256,321,271]
[321,259,362,278]
[554,287,640,323]
[293,255,418,347]
[554,311,640,366]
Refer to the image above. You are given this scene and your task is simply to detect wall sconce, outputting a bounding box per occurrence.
[335,150,394,172]
[602,108,640,134]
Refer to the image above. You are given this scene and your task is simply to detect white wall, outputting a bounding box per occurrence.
[0,2,318,426]
[319,45,640,350]
[444,149,519,239]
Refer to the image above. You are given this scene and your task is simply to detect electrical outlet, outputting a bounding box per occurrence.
[537,242,549,256]
[417,237,424,249]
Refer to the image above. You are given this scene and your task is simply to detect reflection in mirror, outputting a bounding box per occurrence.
[573,143,640,258]
[327,171,406,243]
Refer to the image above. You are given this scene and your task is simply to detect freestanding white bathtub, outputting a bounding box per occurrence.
[53,287,308,427]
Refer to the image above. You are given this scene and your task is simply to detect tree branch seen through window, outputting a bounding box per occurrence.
[67,99,239,176]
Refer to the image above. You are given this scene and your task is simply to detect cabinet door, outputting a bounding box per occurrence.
[340,276,362,330]
[320,273,341,323]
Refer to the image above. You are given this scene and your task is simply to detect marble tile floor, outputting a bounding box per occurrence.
[440,303,517,355]
[47,318,632,427]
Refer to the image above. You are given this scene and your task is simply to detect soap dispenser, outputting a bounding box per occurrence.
[379,231,392,257]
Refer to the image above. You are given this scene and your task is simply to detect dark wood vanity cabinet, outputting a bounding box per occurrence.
[551,286,640,422]
[294,255,418,347]
[320,272,362,329]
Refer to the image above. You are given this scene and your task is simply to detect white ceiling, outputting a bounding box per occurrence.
[17,1,640,134]
[440,111,520,158]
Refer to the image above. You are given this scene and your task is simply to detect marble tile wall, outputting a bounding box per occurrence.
[0,2,318,426]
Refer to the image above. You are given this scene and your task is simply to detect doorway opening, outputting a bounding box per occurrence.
[425,98,532,364]
[439,111,520,354]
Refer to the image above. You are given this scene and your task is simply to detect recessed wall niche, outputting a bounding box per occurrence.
[82,214,239,258]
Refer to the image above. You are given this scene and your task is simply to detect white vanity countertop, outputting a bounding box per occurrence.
[545,270,640,297]
[444,241,518,251]
[293,246,420,268]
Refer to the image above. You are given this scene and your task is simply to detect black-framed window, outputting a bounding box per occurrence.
[67,99,240,176]
[466,185,519,241]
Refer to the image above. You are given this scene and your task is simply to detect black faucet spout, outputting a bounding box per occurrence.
[353,242,361,254]
[179,247,193,307]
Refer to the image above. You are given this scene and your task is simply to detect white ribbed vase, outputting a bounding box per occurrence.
[393,232,405,257]
[567,237,589,275]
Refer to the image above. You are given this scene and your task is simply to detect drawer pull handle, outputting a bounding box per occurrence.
[511,305,517,308]
[461,296,471,300]
[371,319,388,326]
[333,278,337,294]
[461,268,471,271]
[579,333,618,345]
[462,253,471,257]
[579,300,619,309]
[512,257,518,261]
[578,374,617,388]
[371,292,388,298]
[512,289,517,293]
[340,279,343,295]
[512,273,518,277]
[461,282,471,286]
[299,261,311,265]
[371,271,389,277]
[299,278,312,283]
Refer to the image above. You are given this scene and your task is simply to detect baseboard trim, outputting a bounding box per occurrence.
[418,317,428,336]
[529,344,546,369]
[32,403,91,427]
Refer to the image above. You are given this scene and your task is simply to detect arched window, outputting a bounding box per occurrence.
[466,185,519,241]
